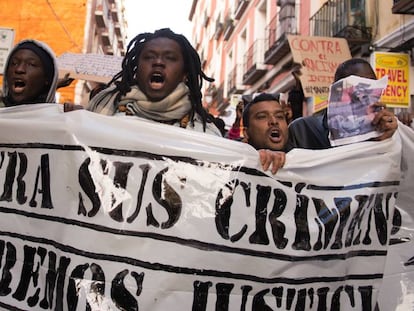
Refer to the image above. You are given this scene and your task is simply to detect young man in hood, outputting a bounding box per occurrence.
[1,39,58,107]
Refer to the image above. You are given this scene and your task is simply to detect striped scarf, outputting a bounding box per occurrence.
[87,83,192,123]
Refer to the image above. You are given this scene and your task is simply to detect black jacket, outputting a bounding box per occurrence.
[287,109,331,151]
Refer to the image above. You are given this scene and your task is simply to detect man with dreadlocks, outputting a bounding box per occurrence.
[86,28,220,135]
[80,28,286,173]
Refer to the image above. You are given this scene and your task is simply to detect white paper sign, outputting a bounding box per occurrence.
[327,75,389,146]
[57,52,123,83]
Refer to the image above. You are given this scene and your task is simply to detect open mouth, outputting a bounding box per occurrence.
[269,128,282,142]
[12,80,26,93]
[150,72,165,89]
[270,129,280,138]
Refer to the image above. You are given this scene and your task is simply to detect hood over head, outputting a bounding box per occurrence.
[3,39,59,104]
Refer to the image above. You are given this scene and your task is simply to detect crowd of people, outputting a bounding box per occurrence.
[0,28,413,310]
[1,28,413,175]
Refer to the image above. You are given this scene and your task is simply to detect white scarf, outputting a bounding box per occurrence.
[87,83,192,122]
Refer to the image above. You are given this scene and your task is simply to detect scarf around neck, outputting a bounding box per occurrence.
[87,82,192,122]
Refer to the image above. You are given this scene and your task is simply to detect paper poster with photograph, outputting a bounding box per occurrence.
[327,75,388,146]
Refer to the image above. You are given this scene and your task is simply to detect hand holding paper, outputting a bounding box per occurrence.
[327,75,389,146]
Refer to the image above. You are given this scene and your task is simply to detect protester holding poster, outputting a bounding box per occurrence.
[327,75,388,146]
[288,58,397,150]
[0,39,58,107]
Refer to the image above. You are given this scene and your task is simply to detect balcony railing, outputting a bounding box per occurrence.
[101,31,111,46]
[227,64,246,94]
[100,20,114,47]
[203,11,210,27]
[243,39,267,85]
[111,5,119,23]
[310,0,371,51]
[114,22,122,36]
[264,2,297,65]
[234,0,249,20]
[94,0,109,28]
[215,14,224,39]
[223,16,235,41]
[392,0,414,14]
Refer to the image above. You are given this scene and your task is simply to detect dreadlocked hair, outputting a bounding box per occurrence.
[106,28,215,131]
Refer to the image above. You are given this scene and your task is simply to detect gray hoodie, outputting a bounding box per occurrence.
[1,39,59,107]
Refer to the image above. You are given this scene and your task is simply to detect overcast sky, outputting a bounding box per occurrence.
[123,0,193,43]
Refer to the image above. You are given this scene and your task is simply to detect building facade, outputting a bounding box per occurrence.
[189,0,414,120]
[0,0,128,104]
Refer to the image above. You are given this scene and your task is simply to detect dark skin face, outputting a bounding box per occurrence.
[244,100,289,151]
[135,37,187,101]
[6,49,49,105]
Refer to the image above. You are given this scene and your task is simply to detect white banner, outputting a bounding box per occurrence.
[0,104,411,311]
